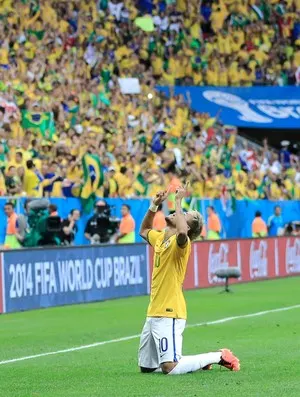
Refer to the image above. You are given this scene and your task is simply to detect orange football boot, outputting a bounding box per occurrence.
[219,348,240,371]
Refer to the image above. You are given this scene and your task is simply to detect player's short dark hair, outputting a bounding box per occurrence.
[255,211,262,217]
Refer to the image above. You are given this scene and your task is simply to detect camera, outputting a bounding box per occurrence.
[23,199,62,247]
[86,203,120,244]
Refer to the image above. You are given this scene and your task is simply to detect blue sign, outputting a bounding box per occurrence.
[157,86,300,129]
[3,244,148,313]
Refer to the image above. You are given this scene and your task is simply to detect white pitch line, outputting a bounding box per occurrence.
[1,304,300,366]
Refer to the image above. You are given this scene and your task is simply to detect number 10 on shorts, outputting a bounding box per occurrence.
[159,337,168,353]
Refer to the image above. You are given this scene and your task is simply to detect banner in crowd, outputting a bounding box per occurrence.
[157,86,300,129]
[21,110,56,139]
[1,244,148,313]
[80,154,104,213]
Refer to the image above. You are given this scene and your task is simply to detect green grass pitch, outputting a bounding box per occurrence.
[1,277,300,397]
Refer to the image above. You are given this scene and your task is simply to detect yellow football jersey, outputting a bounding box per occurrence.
[147,230,191,320]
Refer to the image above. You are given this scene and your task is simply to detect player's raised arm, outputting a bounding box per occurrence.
[139,190,168,242]
[175,183,189,247]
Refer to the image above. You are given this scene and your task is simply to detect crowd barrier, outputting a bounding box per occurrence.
[0,236,299,314]
[0,197,299,244]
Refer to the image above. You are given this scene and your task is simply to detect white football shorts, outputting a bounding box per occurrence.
[138,317,186,369]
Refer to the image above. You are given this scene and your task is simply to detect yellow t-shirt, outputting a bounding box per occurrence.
[193,71,203,85]
[67,166,82,182]
[218,35,231,55]
[162,71,175,85]
[147,230,191,319]
[24,42,35,60]
[0,170,6,195]
[148,182,165,197]
[0,48,9,65]
[19,149,32,162]
[177,0,187,12]
[228,66,240,85]
[108,177,118,196]
[211,9,227,32]
[23,169,40,197]
[246,189,259,200]
[270,182,282,200]
[219,69,229,86]
[114,172,131,197]
[235,181,246,199]
[192,180,204,197]
[284,178,294,198]
[204,176,221,198]
[294,50,300,66]
[52,181,63,197]
[152,56,163,76]
[206,69,218,85]
[250,49,268,65]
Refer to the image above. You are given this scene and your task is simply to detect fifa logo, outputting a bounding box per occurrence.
[249,241,268,279]
[285,238,300,274]
[203,91,272,123]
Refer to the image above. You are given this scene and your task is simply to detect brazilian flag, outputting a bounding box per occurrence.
[21,110,56,140]
[133,173,148,196]
[80,154,104,213]
[27,29,45,40]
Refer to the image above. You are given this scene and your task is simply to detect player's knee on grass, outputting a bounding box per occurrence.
[161,362,177,374]
[140,367,157,373]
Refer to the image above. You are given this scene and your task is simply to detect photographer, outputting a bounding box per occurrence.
[60,209,80,245]
[84,200,119,244]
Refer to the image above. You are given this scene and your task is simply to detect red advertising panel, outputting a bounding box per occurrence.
[148,237,300,291]
[277,236,300,277]
[193,237,300,289]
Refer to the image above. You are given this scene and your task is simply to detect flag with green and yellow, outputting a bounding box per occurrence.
[80,154,104,213]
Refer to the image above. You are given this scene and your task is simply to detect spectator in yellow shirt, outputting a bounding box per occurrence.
[23,160,43,197]
[235,173,247,199]
[247,182,259,200]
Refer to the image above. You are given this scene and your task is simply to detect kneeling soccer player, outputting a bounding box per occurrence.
[138,184,240,375]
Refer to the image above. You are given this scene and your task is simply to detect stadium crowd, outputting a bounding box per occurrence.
[0,0,299,203]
